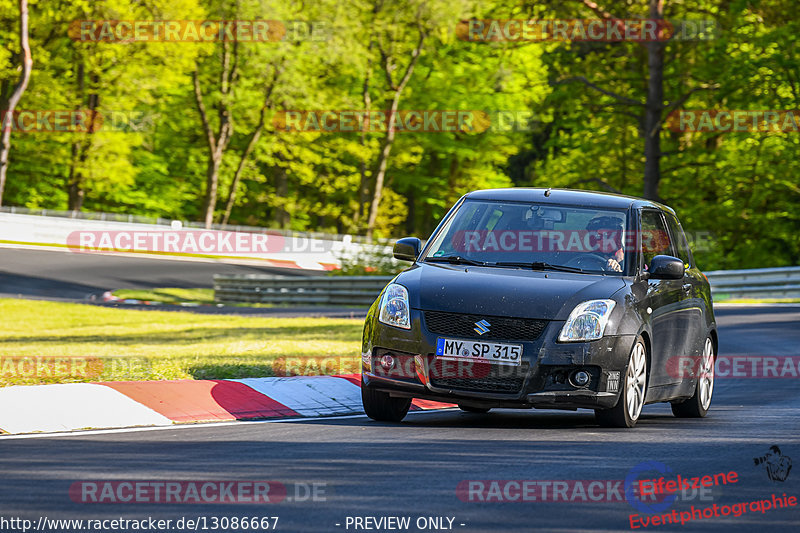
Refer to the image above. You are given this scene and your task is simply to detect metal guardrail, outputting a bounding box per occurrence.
[213,275,394,306]
[215,267,800,306]
[706,266,800,300]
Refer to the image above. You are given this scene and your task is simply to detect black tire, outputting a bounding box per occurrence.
[672,336,715,418]
[458,405,491,414]
[595,336,648,428]
[361,378,411,422]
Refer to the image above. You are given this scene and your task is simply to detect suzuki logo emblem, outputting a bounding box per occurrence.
[474,319,491,335]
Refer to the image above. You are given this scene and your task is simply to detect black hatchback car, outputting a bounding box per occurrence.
[361,188,717,428]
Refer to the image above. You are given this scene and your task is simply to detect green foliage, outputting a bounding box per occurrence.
[0,298,361,386]
[332,241,405,276]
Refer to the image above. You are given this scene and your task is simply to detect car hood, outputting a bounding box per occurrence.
[395,263,626,320]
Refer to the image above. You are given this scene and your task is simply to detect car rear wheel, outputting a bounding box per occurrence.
[595,337,648,428]
[459,405,491,414]
[671,336,715,418]
[361,377,411,422]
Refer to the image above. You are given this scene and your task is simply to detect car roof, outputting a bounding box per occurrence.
[463,188,675,214]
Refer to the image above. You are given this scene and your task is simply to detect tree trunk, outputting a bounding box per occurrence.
[365,98,400,240]
[405,187,415,235]
[274,166,289,228]
[193,37,236,229]
[365,30,425,240]
[67,72,98,212]
[220,118,263,226]
[0,0,33,207]
[643,0,665,200]
[220,59,282,226]
[67,142,83,211]
[355,41,374,230]
[202,155,223,226]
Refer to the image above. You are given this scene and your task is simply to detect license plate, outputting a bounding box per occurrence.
[435,338,522,366]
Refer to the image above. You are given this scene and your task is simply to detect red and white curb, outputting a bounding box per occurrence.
[0,375,453,435]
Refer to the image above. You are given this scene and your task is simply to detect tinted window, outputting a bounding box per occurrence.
[665,214,691,266]
[423,200,629,274]
[640,210,674,269]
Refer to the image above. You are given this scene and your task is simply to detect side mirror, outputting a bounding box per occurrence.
[647,255,685,280]
[393,237,421,262]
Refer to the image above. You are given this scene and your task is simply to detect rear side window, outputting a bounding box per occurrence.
[640,210,674,269]
[665,214,692,266]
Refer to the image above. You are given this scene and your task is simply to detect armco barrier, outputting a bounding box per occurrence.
[213,267,800,306]
[213,275,394,306]
[706,266,800,300]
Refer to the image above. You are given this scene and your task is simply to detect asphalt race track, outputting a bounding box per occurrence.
[0,248,318,300]
[1,306,798,532]
[0,248,366,317]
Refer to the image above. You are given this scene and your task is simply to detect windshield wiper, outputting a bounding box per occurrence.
[492,261,585,273]
[425,255,487,266]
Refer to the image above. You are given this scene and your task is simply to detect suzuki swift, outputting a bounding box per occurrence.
[360,188,717,428]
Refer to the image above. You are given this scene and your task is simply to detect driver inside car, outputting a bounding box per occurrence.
[586,215,625,272]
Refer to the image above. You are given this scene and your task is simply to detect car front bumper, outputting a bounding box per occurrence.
[362,309,636,410]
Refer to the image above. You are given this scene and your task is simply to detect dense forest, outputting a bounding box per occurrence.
[1,0,798,270]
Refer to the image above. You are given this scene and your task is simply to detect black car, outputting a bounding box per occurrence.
[360,188,717,428]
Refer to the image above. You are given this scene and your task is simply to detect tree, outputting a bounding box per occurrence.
[363,3,427,239]
[193,47,235,228]
[0,0,32,206]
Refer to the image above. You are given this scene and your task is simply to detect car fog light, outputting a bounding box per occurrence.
[380,354,395,370]
[572,370,590,387]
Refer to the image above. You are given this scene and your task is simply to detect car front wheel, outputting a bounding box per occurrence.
[595,337,648,428]
[671,336,715,418]
[361,377,411,422]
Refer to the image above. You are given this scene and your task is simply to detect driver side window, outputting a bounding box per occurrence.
[640,210,675,270]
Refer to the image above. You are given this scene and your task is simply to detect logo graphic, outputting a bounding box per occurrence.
[473,320,491,336]
[625,461,677,514]
[754,446,792,482]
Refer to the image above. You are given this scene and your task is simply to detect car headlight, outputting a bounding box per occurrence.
[558,299,616,342]
[378,283,411,329]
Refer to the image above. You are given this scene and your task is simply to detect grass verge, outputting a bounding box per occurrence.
[0,298,362,387]
[715,298,800,304]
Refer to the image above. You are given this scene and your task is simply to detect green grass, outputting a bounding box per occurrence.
[0,298,363,387]
[715,298,800,304]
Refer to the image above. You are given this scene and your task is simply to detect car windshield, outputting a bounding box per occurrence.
[423,200,630,275]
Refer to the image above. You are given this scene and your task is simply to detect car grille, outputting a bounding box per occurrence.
[428,359,529,394]
[423,311,548,341]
